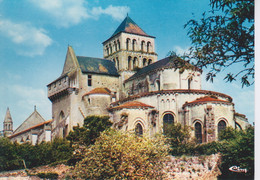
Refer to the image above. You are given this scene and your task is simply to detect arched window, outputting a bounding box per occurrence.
[133,57,138,69]
[117,40,120,50]
[128,56,132,70]
[114,41,117,51]
[59,111,65,122]
[141,41,145,51]
[147,41,151,52]
[106,46,109,55]
[188,77,192,90]
[132,39,136,51]
[195,122,202,143]
[109,44,112,54]
[156,80,160,91]
[126,38,130,50]
[143,58,147,66]
[218,120,226,136]
[135,123,143,136]
[235,122,242,130]
[148,59,152,65]
[116,57,119,70]
[163,113,174,134]
[8,124,11,130]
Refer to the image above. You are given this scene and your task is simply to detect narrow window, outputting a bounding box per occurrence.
[195,122,202,143]
[88,75,92,86]
[126,38,130,50]
[116,57,119,70]
[109,44,112,54]
[143,58,147,66]
[147,42,151,52]
[188,78,192,90]
[128,56,132,70]
[135,123,143,136]
[218,120,226,137]
[163,113,174,134]
[132,39,136,51]
[114,41,117,51]
[117,40,120,50]
[148,59,152,65]
[141,41,145,51]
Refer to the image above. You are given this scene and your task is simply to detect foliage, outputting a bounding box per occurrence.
[0,138,73,171]
[70,129,169,179]
[163,123,195,155]
[219,126,254,179]
[66,115,112,146]
[35,172,59,179]
[185,0,254,87]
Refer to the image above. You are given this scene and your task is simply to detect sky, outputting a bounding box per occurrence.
[0,0,255,130]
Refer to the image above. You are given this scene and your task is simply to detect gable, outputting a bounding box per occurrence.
[13,110,45,134]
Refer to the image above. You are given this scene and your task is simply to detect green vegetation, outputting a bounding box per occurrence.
[0,138,73,171]
[185,0,254,87]
[164,123,254,179]
[69,129,169,179]
[0,116,253,179]
[66,115,112,146]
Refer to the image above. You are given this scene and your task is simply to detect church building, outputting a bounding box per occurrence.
[47,15,249,143]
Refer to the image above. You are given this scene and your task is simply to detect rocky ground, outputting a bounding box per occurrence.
[0,154,221,179]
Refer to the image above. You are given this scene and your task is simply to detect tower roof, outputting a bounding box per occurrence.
[4,107,12,123]
[110,15,152,38]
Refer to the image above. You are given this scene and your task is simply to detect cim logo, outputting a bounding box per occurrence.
[229,166,247,173]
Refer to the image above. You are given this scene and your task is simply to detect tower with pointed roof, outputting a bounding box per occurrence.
[102,15,157,98]
[3,107,13,137]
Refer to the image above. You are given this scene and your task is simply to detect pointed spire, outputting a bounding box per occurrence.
[4,107,12,123]
[110,15,150,38]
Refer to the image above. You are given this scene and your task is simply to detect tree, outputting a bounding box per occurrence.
[66,115,112,146]
[185,0,254,87]
[163,123,195,155]
[70,129,169,179]
[219,126,254,179]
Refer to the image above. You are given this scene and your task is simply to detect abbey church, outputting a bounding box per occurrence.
[46,15,249,143]
[2,15,250,144]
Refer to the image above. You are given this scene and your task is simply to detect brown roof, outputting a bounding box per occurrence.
[9,120,52,139]
[111,101,154,110]
[83,88,111,96]
[183,96,232,107]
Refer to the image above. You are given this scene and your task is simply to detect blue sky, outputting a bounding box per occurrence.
[0,0,254,130]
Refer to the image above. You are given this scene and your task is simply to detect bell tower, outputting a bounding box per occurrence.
[102,15,157,98]
[3,107,13,137]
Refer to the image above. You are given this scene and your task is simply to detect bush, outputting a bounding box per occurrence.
[0,138,73,171]
[36,172,59,179]
[67,115,112,146]
[70,129,169,179]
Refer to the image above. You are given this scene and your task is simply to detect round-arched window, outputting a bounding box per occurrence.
[163,113,174,134]
[218,120,226,135]
[135,123,143,136]
[195,122,202,143]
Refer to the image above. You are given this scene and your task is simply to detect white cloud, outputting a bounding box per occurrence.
[91,5,130,21]
[29,0,130,26]
[29,0,89,27]
[173,46,190,56]
[0,18,52,56]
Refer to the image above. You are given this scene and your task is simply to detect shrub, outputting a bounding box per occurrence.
[70,129,169,179]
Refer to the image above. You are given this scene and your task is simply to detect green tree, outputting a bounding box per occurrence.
[163,123,195,155]
[185,0,254,87]
[66,115,112,146]
[219,126,254,179]
[70,129,169,179]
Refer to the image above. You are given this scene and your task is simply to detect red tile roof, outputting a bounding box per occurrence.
[83,88,111,96]
[9,120,52,139]
[112,101,154,110]
[184,96,232,107]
